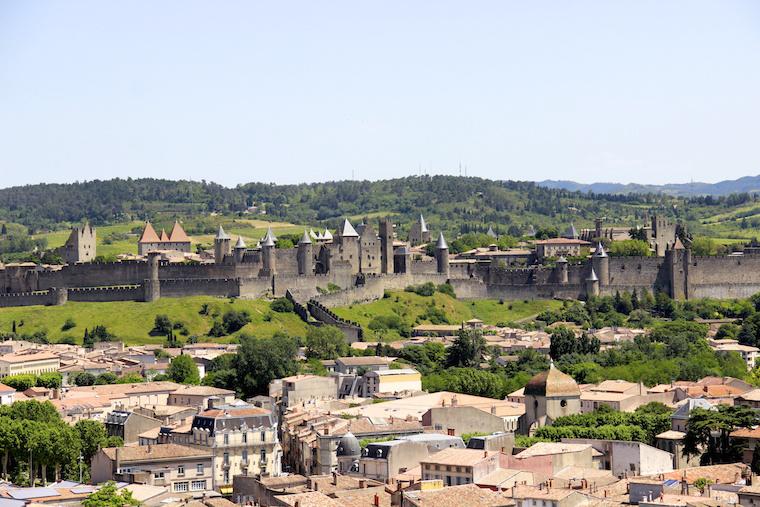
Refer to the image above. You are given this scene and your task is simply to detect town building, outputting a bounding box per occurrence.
[91,444,214,494]
[520,365,581,434]
[0,351,60,377]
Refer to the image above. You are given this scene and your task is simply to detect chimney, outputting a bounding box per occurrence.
[115,447,122,473]
[373,494,380,506]
[313,481,318,492]
[490,405,496,415]
[332,471,338,486]
[147,444,152,454]
[451,395,458,407]
[359,479,367,489]
[483,450,488,458]
[324,426,329,435]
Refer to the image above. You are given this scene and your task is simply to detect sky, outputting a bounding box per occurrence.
[1,1,759,188]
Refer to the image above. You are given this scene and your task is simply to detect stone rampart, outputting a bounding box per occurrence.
[67,285,143,302]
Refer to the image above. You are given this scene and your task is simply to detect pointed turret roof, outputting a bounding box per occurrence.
[299,230,312,245]
[254,240,261,249]
[323,229,333,241]
[168,221,190,243]
[594,242,607,257]
[673,237,685,250]
[215,225,230,240]
[235,236,246,249]
[309,229,318,240]
[419,215,429,233]
[526,224,536,237]
[487,226,497,238]
[562,223,579,240]
[263,234,275,247]
[138,222,160,243]
[262,227,277,243]
[159,229,170,242]
[340,219,359,238]
[587,267,598,282]
[436,232,448,250]
[316,231,324,240]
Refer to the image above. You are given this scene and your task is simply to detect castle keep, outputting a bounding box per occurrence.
[2,216,760,309]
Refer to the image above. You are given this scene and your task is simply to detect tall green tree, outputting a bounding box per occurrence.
[166,355,200,385]
[234,333,298,396]
[683,405,758,465]
[446,329,486,368]
[305,326,348,360]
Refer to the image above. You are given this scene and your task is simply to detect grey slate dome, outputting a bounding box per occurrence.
[336,432,361,457]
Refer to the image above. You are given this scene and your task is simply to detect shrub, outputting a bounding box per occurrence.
[405,282,436,297]
[437,283,456,298]
[151,315,173,336]
[61,318,76,331]
[270,298,295,313]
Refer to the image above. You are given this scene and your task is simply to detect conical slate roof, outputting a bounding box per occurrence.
[263,234,275,247]
[526,224,536,237]
[323,229,333,241]
[594,242,607,257]
[340,219,359,238]
[215,225,230,240]
[309,229,318,240]
[487,226,497,238]
[262,227,277,243]
[299,230,312,245]
[436,232,448,250]
[235,236,246,249]
[419,215,428,233]
[524,364,580,397]
[587,267,598,282]
[563,223,579,240]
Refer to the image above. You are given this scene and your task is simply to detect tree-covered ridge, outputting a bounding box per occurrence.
[0,176,674,234]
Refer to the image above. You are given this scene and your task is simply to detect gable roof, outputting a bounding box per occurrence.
[138,222,161,243]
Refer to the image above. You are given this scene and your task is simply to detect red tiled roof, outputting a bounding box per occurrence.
[138,222,161,243]
[169,221,191,242]
[159,229,170,242]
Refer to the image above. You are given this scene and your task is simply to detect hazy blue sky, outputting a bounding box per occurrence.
[1,1,759,187]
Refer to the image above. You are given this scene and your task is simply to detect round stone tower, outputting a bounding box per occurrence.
[435,232,449,277]
[233,236,247,264]
[262,228,276,275]
[297,230,313,276]
[214,226,231,264]
[556,256,568,284]
[591,242,609,286]
[586,267,600,298]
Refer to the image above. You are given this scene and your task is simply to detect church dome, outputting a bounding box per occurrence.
[524,365,580,397]
[336,432,361,457]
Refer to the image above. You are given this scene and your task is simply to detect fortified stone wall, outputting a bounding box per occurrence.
[159,278,240,298]
[67,285,143,302]
[688,255,760,299]
[0,289,61,307]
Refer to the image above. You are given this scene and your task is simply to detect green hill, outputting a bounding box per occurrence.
[332,291,563,342]
[0,296,309,345]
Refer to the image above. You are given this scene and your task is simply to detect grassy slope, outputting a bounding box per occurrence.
[0,296,309,345]
[332,291,563,341]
